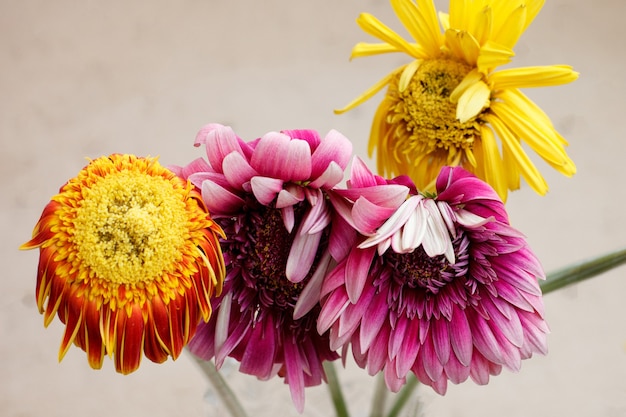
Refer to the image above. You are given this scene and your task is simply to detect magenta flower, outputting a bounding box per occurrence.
[172,124,352,411]
[319,160,548,394]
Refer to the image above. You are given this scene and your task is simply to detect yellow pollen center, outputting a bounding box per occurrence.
[394,58,479,156]
[72,171,187,285]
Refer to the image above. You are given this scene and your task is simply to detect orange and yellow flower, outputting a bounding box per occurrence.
[336,0,578,200]
[21,154,225,374]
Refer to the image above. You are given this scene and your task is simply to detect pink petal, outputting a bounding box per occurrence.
[294,253,332,320]
[352,197,397,234]
[251,132,312,181]
[345,246,377,303]
[250,176,284,206]
[359,196,421,249]
[201,180,244,215]
[276,188,304,208]
[347,156,379,188]
[222,151,258,189]
[286,230,322,283]
[308,161,345,189]
[281,129,321,149]
[310,129,352,179]
[197,124,246,174]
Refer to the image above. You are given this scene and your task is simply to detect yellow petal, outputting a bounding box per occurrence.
[490,65,579,89]
[444,28,481,65]
[478,125,507,200]
[356,12,425,59]
[485,113,548,195]
[491,4,526,49]
[438,11,450,31]
[398,60,421,92]
[391,0,443,56]
[522,0,546,31]
[477,40,514,73]
[470,5,493,46]
[335,68,402,114]
[457,80,491,123]
[490,100,569,167]
[450,69,483,103]
[350,42,404,59]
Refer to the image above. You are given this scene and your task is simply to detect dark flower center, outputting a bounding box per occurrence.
[252,205,304,309]
[218,198,329,336]
[376,232,472,320]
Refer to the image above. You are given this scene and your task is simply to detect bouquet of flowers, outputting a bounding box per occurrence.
[19,1,625,416]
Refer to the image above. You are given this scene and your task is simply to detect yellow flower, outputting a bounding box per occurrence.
[20,154,225,374]
[336,0,578,199]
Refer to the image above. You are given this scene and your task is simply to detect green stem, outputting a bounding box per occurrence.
[369,372,388,417]
[541,247,626,294]
[386,374,419,417]
[324,361,351,417]
[190,354,249,417]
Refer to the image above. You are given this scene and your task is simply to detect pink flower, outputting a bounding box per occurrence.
[319,161,548,394]
[172,124,352,412]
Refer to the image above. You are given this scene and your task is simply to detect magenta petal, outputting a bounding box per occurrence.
[310,129,353,178]
[443,352,471,384]
[396,318,420,378]
[222,151,258,189]
[283,340,306,413]
[384,361,406,393]
[431,319,451,366]
[239,314,276,378]
[201,180,244,215]
[345,246,376,303]
[359,290,391,351]
[328,214,357,262]
[286,230,322,283]
[469,312,504,364]
[366,323,391,375]
[420,334,444,382]
[317,286,350,334]
[294,253,331,320]
[449,307,473,366]
[335,184,409,208]
[250,176,284,206]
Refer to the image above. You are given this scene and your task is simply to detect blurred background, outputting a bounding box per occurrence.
[2,1,625,416]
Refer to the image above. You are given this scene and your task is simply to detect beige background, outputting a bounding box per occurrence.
[2,1,625,416]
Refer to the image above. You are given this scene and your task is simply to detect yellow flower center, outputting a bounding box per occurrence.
[394,58,479,159]
[72,170,187,285]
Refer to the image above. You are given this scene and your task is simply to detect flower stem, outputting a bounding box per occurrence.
[190,354,249,417]
[541,246,626,294]
[386,374,419,417]
[369,373,388,417]
[323,361,351,417]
